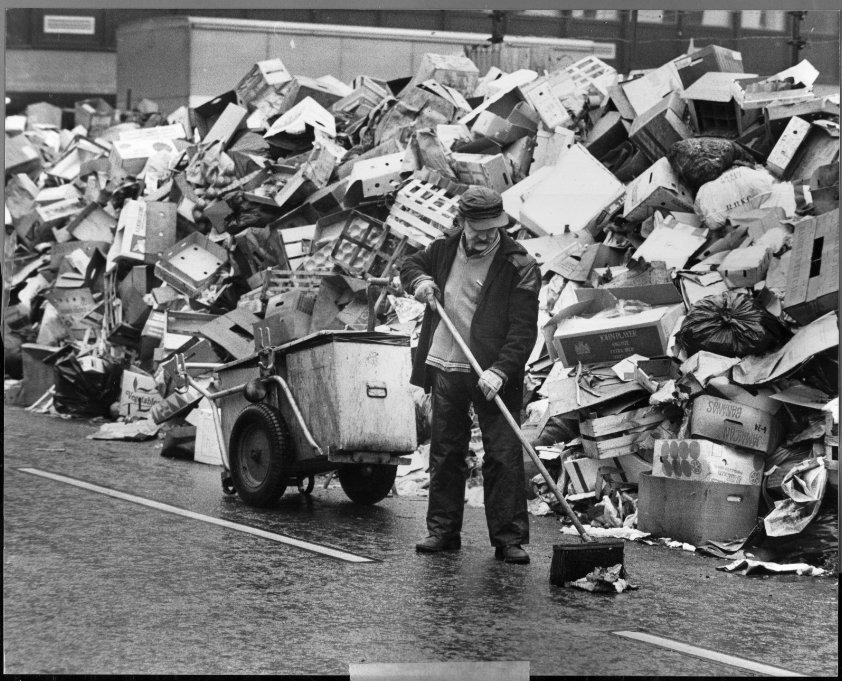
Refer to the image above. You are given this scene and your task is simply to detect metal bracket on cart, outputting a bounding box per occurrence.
[327,447,411,466]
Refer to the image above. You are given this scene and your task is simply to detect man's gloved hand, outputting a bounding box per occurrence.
[414,280,440,305]
[478,369,504,401]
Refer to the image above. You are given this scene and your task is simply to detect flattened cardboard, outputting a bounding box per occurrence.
[690,395,783,455]
[733,311,838,385]
[653,439,765,486]
[199,308,260,358]
[632,222,708,271]
[782,209,839,325]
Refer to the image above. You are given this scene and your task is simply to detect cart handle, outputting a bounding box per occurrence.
[179,366,323,459]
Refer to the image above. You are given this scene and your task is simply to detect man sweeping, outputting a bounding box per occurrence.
[400,185,541,564]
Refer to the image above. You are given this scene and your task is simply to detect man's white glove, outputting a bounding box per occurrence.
[414,280,440,305]
[478,369,504,401]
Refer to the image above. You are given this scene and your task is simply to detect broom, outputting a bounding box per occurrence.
[431,299,625,586]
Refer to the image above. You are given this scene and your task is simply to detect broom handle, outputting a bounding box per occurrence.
[430,299,593,542]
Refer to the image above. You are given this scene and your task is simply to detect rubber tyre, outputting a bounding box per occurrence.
[229,403,290,507]
[337,463,398,505]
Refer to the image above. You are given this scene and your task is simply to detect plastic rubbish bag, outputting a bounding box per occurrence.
[676,291,788,358]
[694,166,777,229]
[668,137,751,191]
[53,354,122,418]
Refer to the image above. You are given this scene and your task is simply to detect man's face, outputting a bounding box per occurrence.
[462,220,496,253]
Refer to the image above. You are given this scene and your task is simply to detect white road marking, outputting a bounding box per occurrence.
[18,467,374,564]
[613,631,806,677]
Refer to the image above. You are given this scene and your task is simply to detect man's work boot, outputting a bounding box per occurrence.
[494,544,530,564]
[415,535,461,553]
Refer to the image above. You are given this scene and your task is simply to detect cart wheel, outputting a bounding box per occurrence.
[297,476,315,496]
[337,463,398,505]
[229,403,290,507]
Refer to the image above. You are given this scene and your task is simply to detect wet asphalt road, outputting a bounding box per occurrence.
[3,405,838,676]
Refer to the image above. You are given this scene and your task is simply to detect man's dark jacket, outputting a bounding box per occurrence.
[400,229,541,391]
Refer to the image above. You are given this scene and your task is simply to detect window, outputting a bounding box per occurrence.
[636,10,678,24]
[741,10,786,31]
[569,10,618,21]
[701,10,732,27]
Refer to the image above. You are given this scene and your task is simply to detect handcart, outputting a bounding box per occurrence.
[174,330,417,507]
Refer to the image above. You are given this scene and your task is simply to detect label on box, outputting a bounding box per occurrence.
[653,439,764,486]
[689,394,782,454]
[119,370,163,418]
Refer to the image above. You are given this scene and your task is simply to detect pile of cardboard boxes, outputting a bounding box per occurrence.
[4,44,838,565]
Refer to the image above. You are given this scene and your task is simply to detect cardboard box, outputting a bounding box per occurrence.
[118,199,178,264]
[782,209,839,325]
[638,472,761,545]
[406,53,480,98]
[110,137,180,177]
[595,263,684,306]
[718,245,772,288]
[518,76,571,130]
[236,58,292,110]
[549,288,684,367]
[653,439,765,486]
[689,395,783,455]
[119,369,163,419]
[674,45,744,89]
[449,152,513,194]
[766,116,812,178]
[26,101,63,128]
[202,103,248,147]
[585,111,629,162]
[785,120,840,183]
[629,93,694,163]
[472,101,539,146]
[623,158,695,223]
[511,144,625,236]
[153,232,228,297]
[681,72,758,137]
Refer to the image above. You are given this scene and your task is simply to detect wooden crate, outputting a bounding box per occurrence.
[385,179,460,248]
[579,405,666,459]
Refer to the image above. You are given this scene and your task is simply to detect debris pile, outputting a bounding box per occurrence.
[4,46,838,571]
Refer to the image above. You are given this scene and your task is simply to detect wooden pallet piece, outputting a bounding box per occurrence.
[579,405,666,459]
[385,179,460,248]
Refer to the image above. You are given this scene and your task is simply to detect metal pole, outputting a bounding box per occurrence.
[788,11,808,66]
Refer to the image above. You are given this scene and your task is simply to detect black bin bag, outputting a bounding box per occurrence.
[53,353,123,418]
[676,291,788,359]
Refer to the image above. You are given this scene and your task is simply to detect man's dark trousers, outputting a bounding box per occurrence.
[428,369,529,547]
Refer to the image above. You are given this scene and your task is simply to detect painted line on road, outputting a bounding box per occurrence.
[17,467,375,564]
[613,631,805,677]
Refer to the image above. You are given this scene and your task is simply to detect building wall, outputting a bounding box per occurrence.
[5,8,839,113]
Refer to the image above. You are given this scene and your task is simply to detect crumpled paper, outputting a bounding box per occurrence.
[568,563,639,593]
[716,558,827,577]
[560,524,651,542]
[87,419,161,441]
[763,456,828,537]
